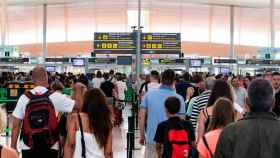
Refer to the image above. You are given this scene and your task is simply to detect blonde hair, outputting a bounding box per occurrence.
[0,108,7,132]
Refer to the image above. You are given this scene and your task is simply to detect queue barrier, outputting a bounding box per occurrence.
[124,85,140,158]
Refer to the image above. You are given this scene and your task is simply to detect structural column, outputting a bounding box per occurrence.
[230,5,235,59]
[270,0,275,49]
[136,0,142,85]
[0,0,7,46]
[42,4,47,64]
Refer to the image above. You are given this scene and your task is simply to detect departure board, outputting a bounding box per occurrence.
[88,58,116,64]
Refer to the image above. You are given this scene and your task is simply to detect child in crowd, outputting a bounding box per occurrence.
[154,96,196,158]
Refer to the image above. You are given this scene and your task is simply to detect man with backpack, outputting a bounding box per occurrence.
[11,66,75,158]
[154,96,196,158]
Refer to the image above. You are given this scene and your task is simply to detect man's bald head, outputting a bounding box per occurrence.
[32,66,48,86]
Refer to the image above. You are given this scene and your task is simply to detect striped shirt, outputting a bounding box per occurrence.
[190,90,211,129]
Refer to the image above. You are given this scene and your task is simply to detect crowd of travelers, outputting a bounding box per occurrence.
[0,67,279,158]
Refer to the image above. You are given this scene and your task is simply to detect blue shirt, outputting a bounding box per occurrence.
[140,85,186,144]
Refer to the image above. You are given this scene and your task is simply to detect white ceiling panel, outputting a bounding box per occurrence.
[4,0,280,8]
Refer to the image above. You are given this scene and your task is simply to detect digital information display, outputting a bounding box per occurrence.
[45,58,69,63]
[117,56,132,65]
[71,58,85,66]
[220,67,230,74]
[203,58,212,65]
[46,66,56,72]
[246,59,273,65]
[88,58,116,64]
[159,59,185,64]
[190,59,202,67]
[214,59,236,64]
[0,58,29,63]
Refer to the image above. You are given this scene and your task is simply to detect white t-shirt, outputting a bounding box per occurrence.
[116,81,127,101]
[92,78,104,88]
[143,82,160,93]
[12,86,75,150]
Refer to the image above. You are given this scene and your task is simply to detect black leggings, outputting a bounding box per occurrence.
[22,149,58,158]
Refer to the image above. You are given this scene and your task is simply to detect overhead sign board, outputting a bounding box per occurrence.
[141,41,181,50]
[93,32,181,54]
[94,32,134,41]
[141,33,180,41]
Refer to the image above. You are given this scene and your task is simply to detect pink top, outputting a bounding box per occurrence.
[197,129,223,158]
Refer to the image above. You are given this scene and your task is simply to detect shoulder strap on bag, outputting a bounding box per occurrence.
[0,145,2,158]
[77,113,86,158]
[202,136,213,157]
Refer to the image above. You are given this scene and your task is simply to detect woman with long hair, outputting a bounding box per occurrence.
[197,98,235,158]
[71,82,87,112]
[196,79,243,142]
[64,88,113,158]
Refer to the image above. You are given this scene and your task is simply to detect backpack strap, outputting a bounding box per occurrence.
[202,109,209,119]
[202,135,213,157]
[77,113,86,158]
[0,145,2,158]
[145,83,148,92]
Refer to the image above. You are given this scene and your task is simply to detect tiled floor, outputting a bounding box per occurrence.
[0,105,145,158]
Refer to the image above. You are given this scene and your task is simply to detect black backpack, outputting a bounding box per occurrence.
[21,91,59,150]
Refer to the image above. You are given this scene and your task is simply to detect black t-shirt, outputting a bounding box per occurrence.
[100,80,115,97]
[154,117,195,158]
[175,81,194,101]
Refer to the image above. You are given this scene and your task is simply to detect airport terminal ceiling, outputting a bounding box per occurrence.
[1,0,280,57]
[3,0,280,7]
[1,0,279,7]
